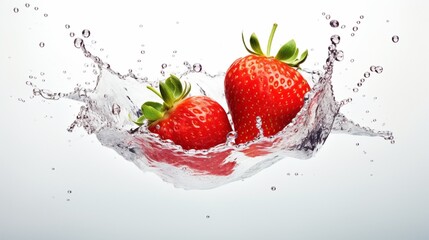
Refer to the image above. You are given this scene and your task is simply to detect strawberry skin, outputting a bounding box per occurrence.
[225,55,310,143]
[225,24,310,144]
[148,96,232,150]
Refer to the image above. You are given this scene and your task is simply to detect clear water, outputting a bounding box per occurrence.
[31,30,394,189]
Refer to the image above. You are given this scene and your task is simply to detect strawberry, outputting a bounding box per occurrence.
[225,23,311,144]
[133,75,232,150]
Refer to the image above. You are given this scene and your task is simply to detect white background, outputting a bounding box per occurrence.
[1,0,428,239]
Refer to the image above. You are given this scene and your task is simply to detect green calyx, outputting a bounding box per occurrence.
[132,74,191,126]
[242,23,308,68]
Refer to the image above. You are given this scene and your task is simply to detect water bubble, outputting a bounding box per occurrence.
[74,38,83,48]
[82,29,91,38]
[353,26,358,31]
[392,35,399,43]
[25,3,30,8]
[70,32,75,37]
[364,72,370,78]
[161,63,167,69]
[271,186,277,191]
[39,42,45,48]
[112,103,121,115]
[330,35,340,45]
[375,66,383,73]
[13,7,19,13]
[193,63,202,72]
[335,50,344,61]
[65,24,70,29]
[330,20,339,28]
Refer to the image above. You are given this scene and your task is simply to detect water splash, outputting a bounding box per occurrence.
[30,28,394,189]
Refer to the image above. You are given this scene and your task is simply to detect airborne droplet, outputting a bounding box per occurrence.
[13,7,19,13]
[74,38,83,48]
[330,35,340,45]
[82,29,91,38]
[392,35,399,43]
[193,63,202,72]
[330,20,339,28]
[39,42,45,48]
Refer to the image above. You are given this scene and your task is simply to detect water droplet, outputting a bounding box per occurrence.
[353,26,358,31]
[335,50,344,61]
[140,50,145,54]
[294,173,299,176]
[112,103,121,115]
[360,78,365,83]
[206,215,210,219]
[330,20,339,28]
[13,7,19,13]
[66,198,71,201]
[364,72,370,78]
[67,190,72,194]
[330,35,340,45]
[357,82,362,87]
[353,88,359,92]
[161,63,167,69]
[65,24,70,29]
[341,25,346,29]
[25,3,30,8]
[322,12,325,16]
[360,15,364,19]
[74,38,83,48]
[34,6,39,11]
[370,65,376,72]
[139,24,143,28]
[82,29,91,38]
[44,13,48,17]
[350,59,354,63]
[356,143,360,146]
[70,32,75,37]
[375,66,383,73]
[325,14,331,20]
[51,167,56,170]
[392,35,399,43]
[39,42,45,48]
[356,20,361,24]
[155,125,160,130]
[271,186,277,191]
[193,63,202,72]
[351,33,355,37]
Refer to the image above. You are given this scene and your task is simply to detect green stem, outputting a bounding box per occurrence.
[147,86,163,99]
[266,23,278,56]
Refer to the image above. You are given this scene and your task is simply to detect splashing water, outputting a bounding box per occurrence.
[20,7,395,189]
[30,31,394,189]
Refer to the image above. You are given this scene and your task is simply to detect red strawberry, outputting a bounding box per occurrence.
[133,75,232,150]
[225,23,310,144]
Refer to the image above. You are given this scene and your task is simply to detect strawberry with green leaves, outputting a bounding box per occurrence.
[134,75,232,150]
[224,23,311,144]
